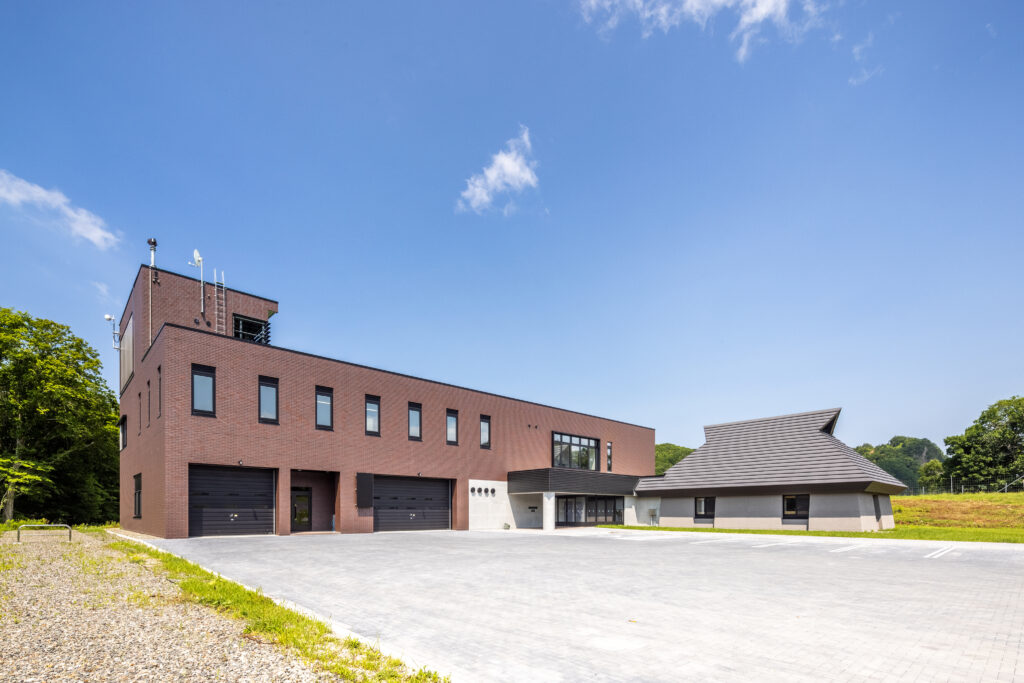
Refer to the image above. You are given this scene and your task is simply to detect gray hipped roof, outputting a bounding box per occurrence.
[636,408,907,495]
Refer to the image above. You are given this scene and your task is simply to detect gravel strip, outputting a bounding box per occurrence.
[0,530,335,682]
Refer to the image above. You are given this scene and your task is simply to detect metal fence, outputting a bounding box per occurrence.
[897,475,1024,496]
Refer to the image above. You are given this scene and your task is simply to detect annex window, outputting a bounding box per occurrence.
[480,415,491,449]
[191,364,216,417]
[119,417,128,450]
[233,314,270,344]
[695,497,716,519]
[782,494,810,520]
[137,393,142,435]
[365,395,380,436]
[408,402,422,441]
[157,366,162,418]
[446,409,459,445]
[119,315,134,392]
[607,442,613,472]
[315,386,333,430]
[146,381,151,427]
[259,376,279,424]
[552,432,598,471]
[133,474,142,518]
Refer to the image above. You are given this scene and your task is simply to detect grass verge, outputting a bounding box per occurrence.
[597,524,1024,543]
[107,537,445,682]
[893,492,1024,528]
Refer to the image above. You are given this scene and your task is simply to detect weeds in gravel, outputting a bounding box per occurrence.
[108,539,446,682]
[0,544,20,574]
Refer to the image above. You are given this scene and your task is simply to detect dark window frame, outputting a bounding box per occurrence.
[133,473,142,518]
[137,392,142,435]
[480,414,491,449]
[782,494,810,520]
[258,376,280,425]
[446,409,459,446]
[191,364,216,417]
[119,416,128,450]
[156,366,162,418]
[146,380,151,427]
[551,431,600,471]
[233,314,270,344]
[408,402,422,441]
[365,395,381,436]
[695,496,716,519]
[607,442,613,472]
[315,386,333,430]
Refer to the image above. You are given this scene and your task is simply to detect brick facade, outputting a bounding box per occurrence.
[118,264,655,538]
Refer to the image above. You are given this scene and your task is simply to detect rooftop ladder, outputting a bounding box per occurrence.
[214,269,227,335]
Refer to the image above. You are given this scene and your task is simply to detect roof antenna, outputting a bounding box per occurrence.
[188,249,205,316]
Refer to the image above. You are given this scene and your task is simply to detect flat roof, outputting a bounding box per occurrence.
[146,322,656,432]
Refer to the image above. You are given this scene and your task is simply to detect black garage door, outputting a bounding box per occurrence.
[188,465,275,537]
[373,476,451,532]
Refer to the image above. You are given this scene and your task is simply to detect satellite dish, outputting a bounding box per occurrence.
[193,249,202,263]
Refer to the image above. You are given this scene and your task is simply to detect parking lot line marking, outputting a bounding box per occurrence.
[925,546,955,559]
[829,545,862,553]
[751,542,795,548]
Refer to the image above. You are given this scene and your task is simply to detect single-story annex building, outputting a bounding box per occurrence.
[632,408,907,532]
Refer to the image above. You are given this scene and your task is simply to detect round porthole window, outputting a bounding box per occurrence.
[470,487,476,494]
[490,488,496,495]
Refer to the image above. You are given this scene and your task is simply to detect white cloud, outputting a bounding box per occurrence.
[579,0,823,62]
[848,32,882,86]
[0,169,118,250]
[457,126,539,215]
[852,32,873,62]
[986,23,997,39]
[92,281,111,299]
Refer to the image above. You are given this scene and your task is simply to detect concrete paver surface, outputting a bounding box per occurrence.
[148,529,1024,682]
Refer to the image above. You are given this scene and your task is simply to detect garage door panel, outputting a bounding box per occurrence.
[372,476,451,532]
[188,465,275,537]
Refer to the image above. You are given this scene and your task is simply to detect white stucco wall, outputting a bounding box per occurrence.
[624,496,660,526]
[637,492,898,532]
[511,493,543,529]
[468,480,513,530]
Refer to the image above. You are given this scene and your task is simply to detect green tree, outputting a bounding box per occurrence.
[917,459,946,491]
[944,397,1024,485]
[0,308,119,523]
[655,443,694,475]
[887,436,944,464]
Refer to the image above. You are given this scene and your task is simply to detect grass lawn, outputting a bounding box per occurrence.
[600,492,1024,543]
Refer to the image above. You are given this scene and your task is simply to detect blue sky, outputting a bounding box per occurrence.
[1,2,1021,451]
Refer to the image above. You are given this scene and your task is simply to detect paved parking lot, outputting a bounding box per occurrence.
[146,529,1024,682]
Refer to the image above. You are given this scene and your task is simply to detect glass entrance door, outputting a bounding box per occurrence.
[555,496,624,527]
[291,487,312,532]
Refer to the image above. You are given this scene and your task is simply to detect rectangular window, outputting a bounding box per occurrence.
[133,473,142,518]
[119,417,127,450]
[480,415,491,449]
[365,395,380,436]
[408,402,422,441]
[233,314,270,344]
[191,364,216,417]
[146,381,151,427]
[157,366,162,418]
[119,315,134,392]
[695,497,716,519]
[552,432,599,471]
[137,393,142,435]
[258,376,279,424]
[607,442,612,472]
[315,386,333,430]
[782,494,810,520]
[446,409,459,445]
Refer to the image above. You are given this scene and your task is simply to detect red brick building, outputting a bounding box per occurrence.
[117,259,655,538]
